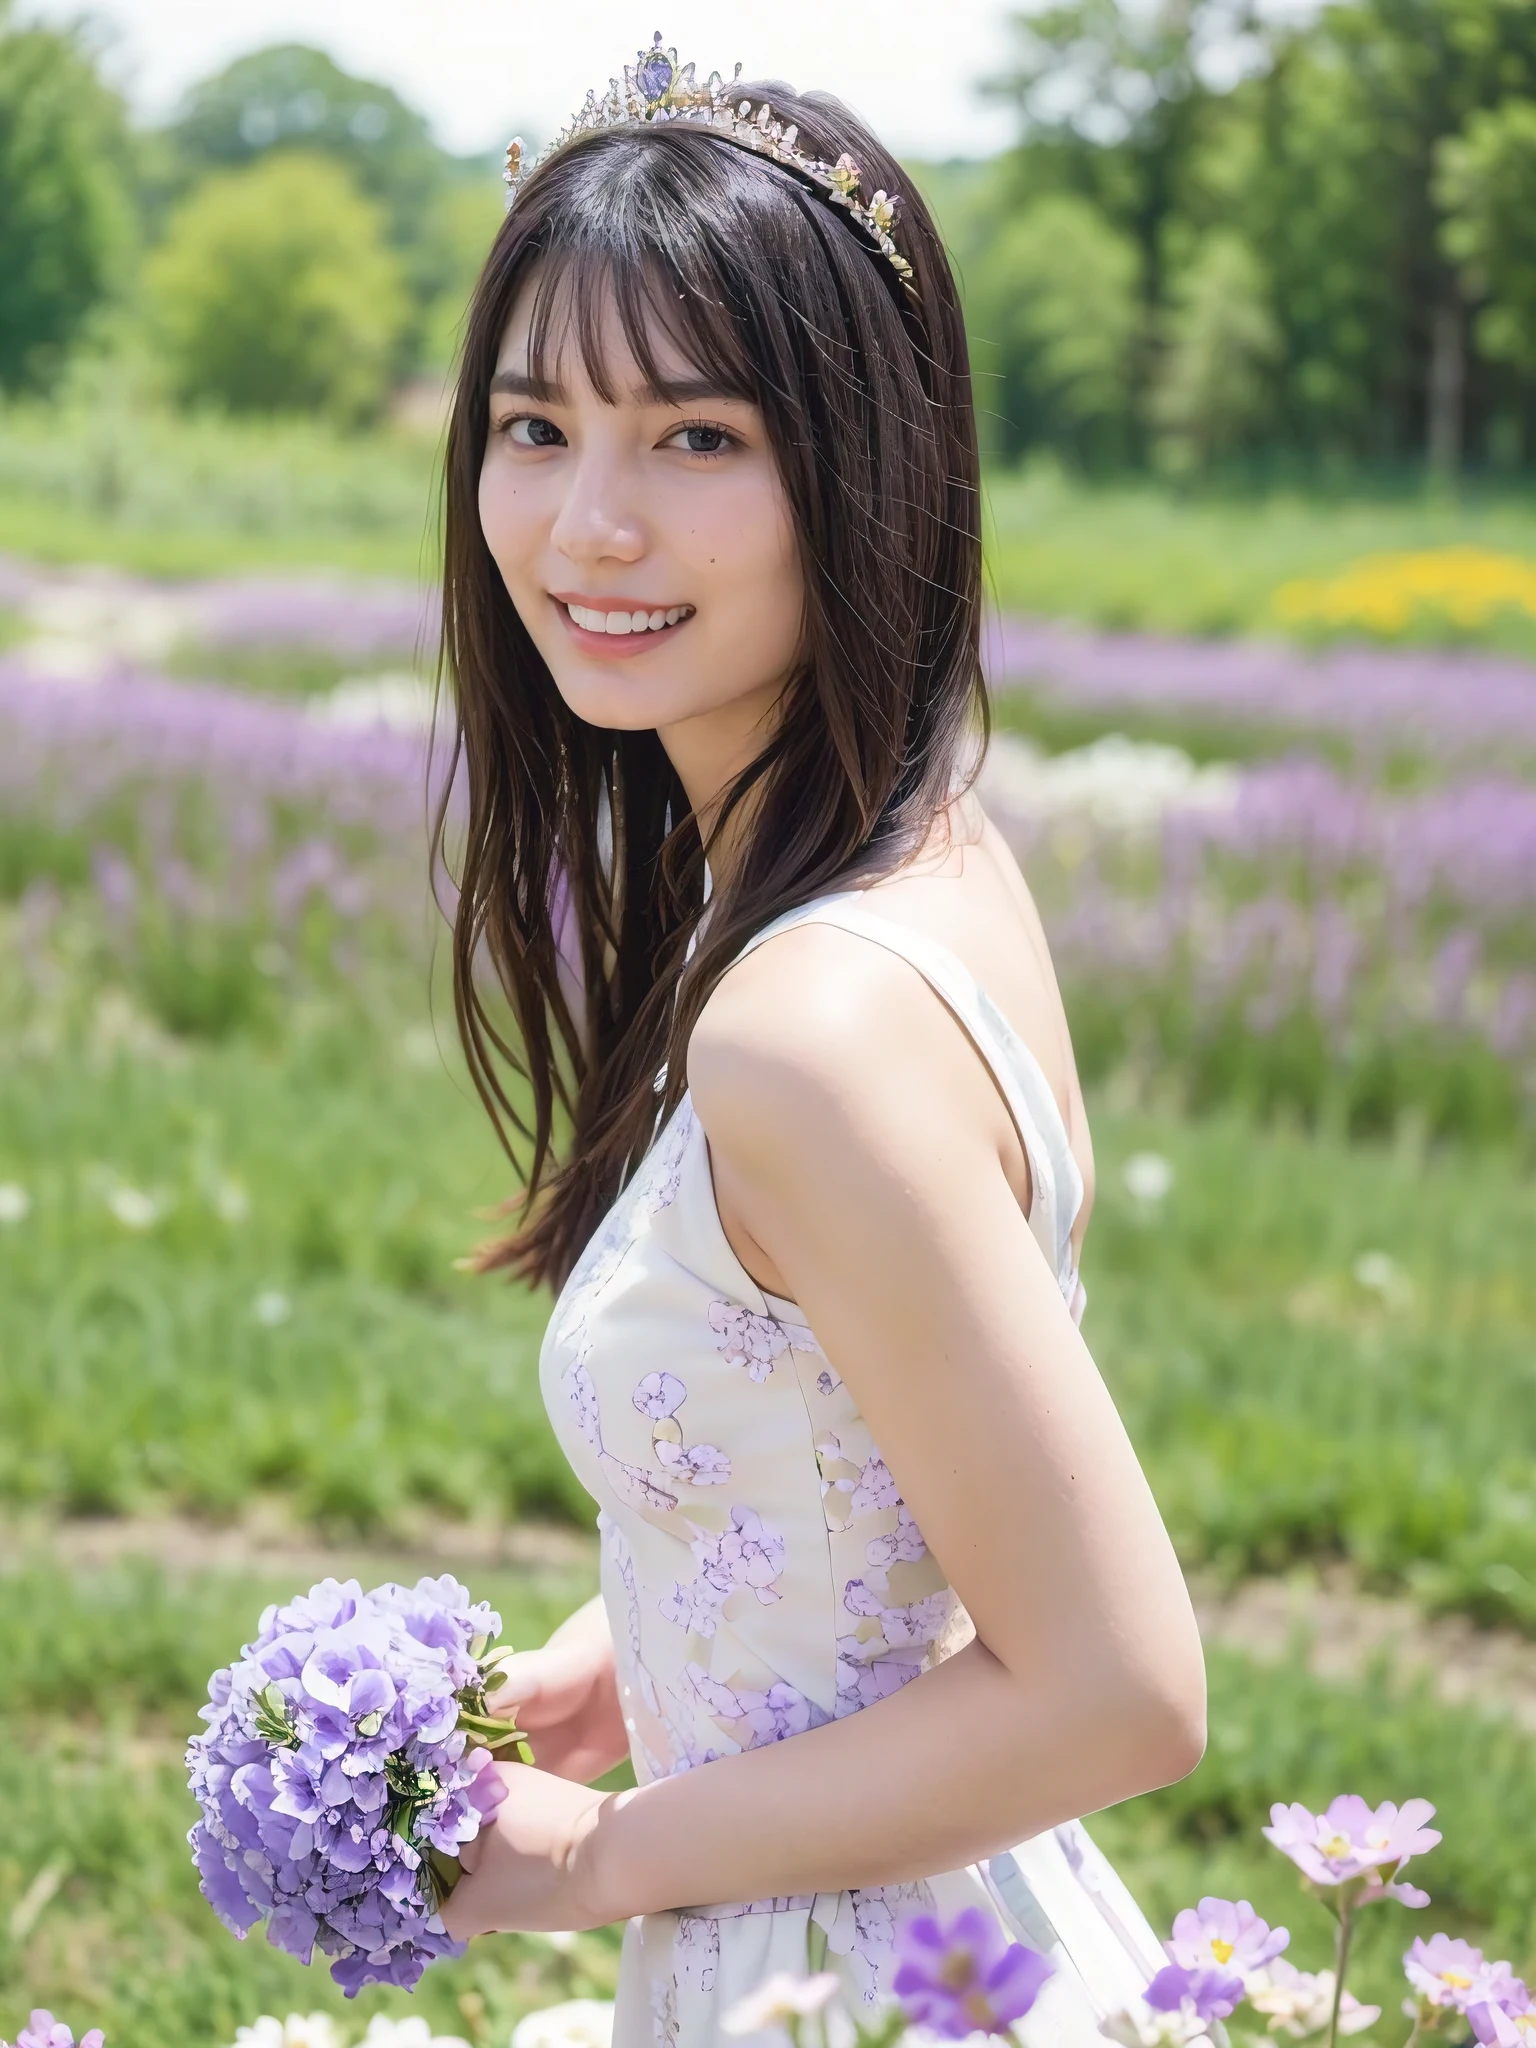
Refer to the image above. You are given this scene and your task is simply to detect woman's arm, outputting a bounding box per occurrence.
[445,927,1204,1934]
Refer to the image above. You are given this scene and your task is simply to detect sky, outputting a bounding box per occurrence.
[26,0,1026,161]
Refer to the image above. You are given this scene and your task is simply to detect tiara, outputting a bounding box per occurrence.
[503,31,916,291]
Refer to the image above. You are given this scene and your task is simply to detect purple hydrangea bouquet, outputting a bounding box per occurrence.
[186,1575,530,1994]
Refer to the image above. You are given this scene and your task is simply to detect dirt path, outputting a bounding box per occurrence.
[1192,1569,1536,1734]
[7,1513,1536,1735]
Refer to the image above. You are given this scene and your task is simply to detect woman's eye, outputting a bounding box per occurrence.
[669,424,732,455]
[504,415,565,448]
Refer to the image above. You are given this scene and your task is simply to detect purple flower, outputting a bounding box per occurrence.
[1471,2001,1536,2048]
[186,1574,513,1995]
[13,2017,104,2048]
[1405,1935,1527,2015]
[1263,1796,1440,1903]
[1146,1964,1246,2024]
[1166,1897,1288,1985]
[892,1907,1054,2039]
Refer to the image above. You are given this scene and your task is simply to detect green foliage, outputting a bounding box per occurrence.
[1082,1109,1536,1623]
[1439,97,1536,374]
[144,152,410,422]
[0,382,440,576]
[1101,1646,1536,1996]
[967,194,1142,465]
[983,462,1536,642]
[0,965,584,1531]
[157,43,498,376]
[1150,233,1282,471]
[0,16,132,392]
[980,0,1536,468]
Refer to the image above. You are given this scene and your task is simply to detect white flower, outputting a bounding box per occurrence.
[1249,1962,1381,2037]
[0,1182,31,1224]
[1100,2007,1213,2048]
[1123,1152,1174,1204]
[229,2018,343,2048]
[510,2002,615,2048]
[1353,1250,1410,1307]
[724,1972,840,2035]
[106,1182,162,1230]
[210,1176,250,1223]
[359,2018,469,2048]
[252,1289,292,1327]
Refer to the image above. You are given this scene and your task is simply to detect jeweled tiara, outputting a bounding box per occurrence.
[503,31,916,291]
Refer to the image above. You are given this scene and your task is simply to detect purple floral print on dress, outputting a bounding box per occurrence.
[850,1450,900,1516]
[866,1503,928,1570]
[659,1506,786,1636]
[816,1367,840,1395]
[634,1371,687,1418]
[633,1371,732,1485]
[655,1438,732,1484]
[708,1300,790,1381]
[565,1359,602,1448]
[600,1452,678,1515]
[675,1913,721,1998]
[689,1667,831,1748]
[843,1580,952,1647]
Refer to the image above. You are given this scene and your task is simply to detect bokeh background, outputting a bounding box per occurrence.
[2,0,1536,2041]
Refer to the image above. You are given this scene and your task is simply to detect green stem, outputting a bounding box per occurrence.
[1328,1906,1355,2048]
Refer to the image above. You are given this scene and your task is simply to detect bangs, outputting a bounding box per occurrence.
[519,206,759,410]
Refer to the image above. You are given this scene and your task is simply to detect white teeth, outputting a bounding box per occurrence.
[565,601,692,635]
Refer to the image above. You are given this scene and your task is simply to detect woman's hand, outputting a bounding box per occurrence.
[484,1594,630,1785]
[439,1763,617,1938]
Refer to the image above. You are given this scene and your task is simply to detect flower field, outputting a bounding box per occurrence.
[1,546,1534,2046]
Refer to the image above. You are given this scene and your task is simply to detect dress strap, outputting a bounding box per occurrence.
[729,893,1085,1307]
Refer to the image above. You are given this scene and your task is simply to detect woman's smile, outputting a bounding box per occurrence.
[551,592,697,656]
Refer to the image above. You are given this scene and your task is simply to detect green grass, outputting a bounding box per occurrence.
[9,395,1536,648]
[0,969,584,1532]
[4,918,1535,1628]
[0,1555,1529,2046]
[1085,1109,1536,1627]
[0,1556,620,2048]
[984,463,1536,644]
[0,399,441,582]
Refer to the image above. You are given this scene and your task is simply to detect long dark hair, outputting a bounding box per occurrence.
[436,82,986,1291]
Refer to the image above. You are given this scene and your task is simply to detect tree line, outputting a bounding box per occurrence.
[4,0,1536,472]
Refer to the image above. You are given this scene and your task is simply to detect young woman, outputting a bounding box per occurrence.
[433,41,1206,2045]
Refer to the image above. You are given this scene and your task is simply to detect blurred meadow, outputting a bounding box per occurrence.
[3,5,1536,2046]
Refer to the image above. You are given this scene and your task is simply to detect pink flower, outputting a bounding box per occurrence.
[1263,1796,1439,1902]
[1168,1898,1289,1986]
[1405,1935,1527,2016]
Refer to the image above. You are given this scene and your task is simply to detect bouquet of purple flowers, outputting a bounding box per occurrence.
[186,1575,530,1994]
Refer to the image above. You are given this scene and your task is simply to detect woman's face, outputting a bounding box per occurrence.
[479,272,805,779]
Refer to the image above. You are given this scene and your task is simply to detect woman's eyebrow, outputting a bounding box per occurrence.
[489,368,563,401]
[487,366,746,407]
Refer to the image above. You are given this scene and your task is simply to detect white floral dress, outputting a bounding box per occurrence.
[538,891,1168,2047]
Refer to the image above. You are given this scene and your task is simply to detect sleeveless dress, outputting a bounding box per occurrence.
[537,890,1168,2046]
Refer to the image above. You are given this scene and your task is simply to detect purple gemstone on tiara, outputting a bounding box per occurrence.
[637,48,674,101]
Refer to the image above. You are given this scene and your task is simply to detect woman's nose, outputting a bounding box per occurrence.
[549,455,645,565]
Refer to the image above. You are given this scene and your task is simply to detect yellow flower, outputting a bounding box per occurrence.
[1272,546,1536,636]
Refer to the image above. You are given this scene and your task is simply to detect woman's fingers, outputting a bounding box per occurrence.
[485,1644,591,1725]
